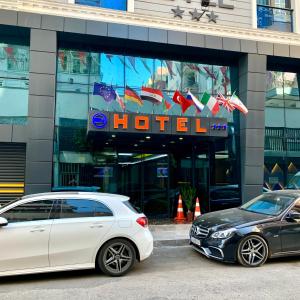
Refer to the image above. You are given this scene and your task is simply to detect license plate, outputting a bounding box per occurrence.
[191,237,201,246]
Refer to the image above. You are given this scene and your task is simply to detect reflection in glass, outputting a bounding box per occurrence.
[264,70,300,190]
[0,44,29,125]
[56,48,233,121]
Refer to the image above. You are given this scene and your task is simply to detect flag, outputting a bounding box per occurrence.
[186,64,200,72]
[216,93,235,112]
[128,56,138,73]
[141,87,163,104]
[166,60,176,78]
[162,92,172,110]
[78,52,86,65]
[106,54,114,63]
[230,93,248,114]
[118,56,130,69]
[173,90,193,114]
[58,51,67,70]
[203,66,217,80]
[186,90,204,112]
[4,47,15,61]
[201,92,220,116]
[93,82,116,103]
[125,86,143,106]
[116,90,125,111]
[220,66,230,95]
[141,58,152,74]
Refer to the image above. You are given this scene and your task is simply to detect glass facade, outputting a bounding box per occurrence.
[54,49,240,218]
[75,0,127,11]
[257,0,293,32]
[264,71,300,190]
[0,43,29,125]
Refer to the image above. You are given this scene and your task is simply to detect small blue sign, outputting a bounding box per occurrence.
[211,124,227,131]
[92,113,108,129]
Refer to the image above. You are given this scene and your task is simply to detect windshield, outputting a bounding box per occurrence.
[240,194,296,216]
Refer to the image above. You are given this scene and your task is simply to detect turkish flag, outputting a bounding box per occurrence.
[173,90,193,114]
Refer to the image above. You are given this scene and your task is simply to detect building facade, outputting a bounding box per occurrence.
[0,0,299,218]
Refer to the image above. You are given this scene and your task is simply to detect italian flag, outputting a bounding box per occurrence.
[201,92,220,116]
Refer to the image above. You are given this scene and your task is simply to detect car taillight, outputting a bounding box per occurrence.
[136,217,148,228]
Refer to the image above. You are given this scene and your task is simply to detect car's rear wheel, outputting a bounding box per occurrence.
[98,238,136,277]
[237,235,268,267]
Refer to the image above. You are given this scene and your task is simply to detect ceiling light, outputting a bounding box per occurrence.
[146,136,151,139]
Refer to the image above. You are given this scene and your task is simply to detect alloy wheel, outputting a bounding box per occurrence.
[101,241,134,275]
[238,235,268,267]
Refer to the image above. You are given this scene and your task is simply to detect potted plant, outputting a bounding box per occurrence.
[180,184,197,223]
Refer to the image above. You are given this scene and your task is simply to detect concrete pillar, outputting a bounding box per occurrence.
[252,0,258,29]
[239,53,267,203]
[291,0,300,34]
[25,29,57,195]
[128,0,134,12]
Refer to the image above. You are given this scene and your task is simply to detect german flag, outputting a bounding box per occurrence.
[125,86,143,106]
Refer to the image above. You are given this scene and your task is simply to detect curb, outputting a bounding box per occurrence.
[154,239,190,247]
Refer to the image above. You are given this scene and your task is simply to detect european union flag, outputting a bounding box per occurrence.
[93,82,116,103]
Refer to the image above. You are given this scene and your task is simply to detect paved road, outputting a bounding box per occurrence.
[0,246,299,300]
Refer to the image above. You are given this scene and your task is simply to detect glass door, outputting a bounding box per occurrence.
[142,153,169,218]
[117,152,143,211]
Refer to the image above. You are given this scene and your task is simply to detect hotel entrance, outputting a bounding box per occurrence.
[80,132,212,219]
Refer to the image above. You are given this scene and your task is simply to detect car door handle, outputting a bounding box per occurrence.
[30,228,45,233]
[90,223,104,228]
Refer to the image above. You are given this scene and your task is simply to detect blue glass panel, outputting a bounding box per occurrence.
[75,0,127,11]
[101,0,127,10]
[0,44,29,125]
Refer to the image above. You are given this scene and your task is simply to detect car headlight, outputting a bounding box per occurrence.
[211,228,236,239]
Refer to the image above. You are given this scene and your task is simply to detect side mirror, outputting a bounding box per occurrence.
[287,210,300,221]
[0,217,8,227]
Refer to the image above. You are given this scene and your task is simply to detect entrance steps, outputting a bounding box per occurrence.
[149,224,191,247]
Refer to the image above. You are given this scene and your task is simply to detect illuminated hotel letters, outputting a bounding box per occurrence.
[155,116,170,131]
[89,112,227,137]
[135,116,149,130]
[113,114,128,129]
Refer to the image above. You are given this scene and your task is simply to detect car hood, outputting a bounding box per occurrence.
[193,208,274,231]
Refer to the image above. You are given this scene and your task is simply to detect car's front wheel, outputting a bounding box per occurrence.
[237,235,268,267]
[97,238,136,276]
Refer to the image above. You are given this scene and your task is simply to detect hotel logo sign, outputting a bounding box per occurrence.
[89,112,228,138]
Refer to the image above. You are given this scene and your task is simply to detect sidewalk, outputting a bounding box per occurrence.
[149,224,191,247]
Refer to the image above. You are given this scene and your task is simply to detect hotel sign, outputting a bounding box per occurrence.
[88,111,228,137]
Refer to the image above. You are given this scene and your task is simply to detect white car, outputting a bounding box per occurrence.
[0,192,153,277]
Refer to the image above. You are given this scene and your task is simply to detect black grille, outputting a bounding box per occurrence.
[191,225,209,238]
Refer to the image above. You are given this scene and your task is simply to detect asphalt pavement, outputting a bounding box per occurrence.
[0,245,299,300]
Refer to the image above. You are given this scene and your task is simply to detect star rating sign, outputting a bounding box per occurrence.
[206,10,219,23]
[172,6,185,19]
[189,9,205,21]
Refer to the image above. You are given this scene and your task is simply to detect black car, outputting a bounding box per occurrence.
[190,190,300,267]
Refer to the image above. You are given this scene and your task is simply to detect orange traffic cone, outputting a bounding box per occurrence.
[174,194,186,224]
[194,197,201,220]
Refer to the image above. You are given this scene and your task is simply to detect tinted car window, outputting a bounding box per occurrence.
[59,199,113,219]
[241,194,296,216]
[0,200,55,223]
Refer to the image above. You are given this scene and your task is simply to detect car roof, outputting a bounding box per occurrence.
[264,190,300,198]
[21,192,129,202]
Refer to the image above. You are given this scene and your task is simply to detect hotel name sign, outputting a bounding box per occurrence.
[88,112,228,137]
